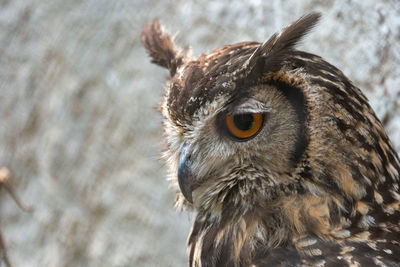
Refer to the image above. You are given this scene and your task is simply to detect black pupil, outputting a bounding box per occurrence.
[233,114,254,131]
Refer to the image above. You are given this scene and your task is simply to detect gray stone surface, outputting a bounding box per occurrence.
[0,1,398,266]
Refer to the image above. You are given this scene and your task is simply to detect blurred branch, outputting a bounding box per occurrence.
[0,167,34,267]
[0,168,33,212]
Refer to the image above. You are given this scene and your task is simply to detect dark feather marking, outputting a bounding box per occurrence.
[267,80,309,168]
[374,145,391,179]
[349,163,374,199]
[332,116,377,154]
[359,157,380,178]
[252,246,301,267]
[355,132,375,151]
[299,164,312,179]
[378,182,397,205]
[341,78,370,107]
[332,117,350,131]
[300,56,368,107]
[309,79,366,123]
[386,149,400,172]
[214,243,234,267]
[289,53,341,76]
[309,159,345,196]
[328,199,341,225]
[200,224,219,267]
[188,218,205,266]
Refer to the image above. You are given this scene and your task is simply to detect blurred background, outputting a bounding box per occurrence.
[0,0,399,266]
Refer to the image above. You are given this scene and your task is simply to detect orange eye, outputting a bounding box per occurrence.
[225,113,264,140]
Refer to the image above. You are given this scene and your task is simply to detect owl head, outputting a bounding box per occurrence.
[141,13,400,222]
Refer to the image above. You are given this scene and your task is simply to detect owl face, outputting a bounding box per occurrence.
[162,62,306,207]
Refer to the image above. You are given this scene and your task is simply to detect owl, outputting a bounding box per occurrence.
[141,13,400,266]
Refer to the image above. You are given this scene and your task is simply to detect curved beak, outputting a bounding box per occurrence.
[177,144,194,203]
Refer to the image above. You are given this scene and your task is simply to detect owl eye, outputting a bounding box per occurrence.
[225,113,264,140]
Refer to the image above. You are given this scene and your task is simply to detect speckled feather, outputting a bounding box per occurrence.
[142,13,400,267]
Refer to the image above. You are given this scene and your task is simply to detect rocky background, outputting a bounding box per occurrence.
[0,0,399,266]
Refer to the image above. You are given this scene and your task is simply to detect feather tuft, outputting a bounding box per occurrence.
[141,19,187,77]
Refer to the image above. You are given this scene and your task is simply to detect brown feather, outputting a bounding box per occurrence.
[140,19,186,76]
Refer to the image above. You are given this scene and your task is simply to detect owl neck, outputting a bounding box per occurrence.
[188,178,305,266]
[188,200,291,266]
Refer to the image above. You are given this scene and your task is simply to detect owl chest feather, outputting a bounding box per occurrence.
[188,176,400,267]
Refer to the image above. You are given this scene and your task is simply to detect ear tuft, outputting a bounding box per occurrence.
[249,13,321,74]
[233,13,321,81]
[141,19,186,77]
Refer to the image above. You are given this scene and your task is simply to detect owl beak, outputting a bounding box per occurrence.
[178,144,194,203]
